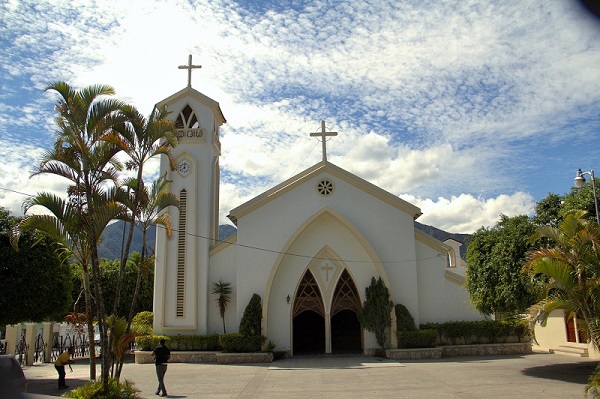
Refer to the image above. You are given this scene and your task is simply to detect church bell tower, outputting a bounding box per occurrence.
[153,55,226,334]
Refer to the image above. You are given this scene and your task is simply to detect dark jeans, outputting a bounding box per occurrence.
[156,364,168,394]
[55,364,66,387]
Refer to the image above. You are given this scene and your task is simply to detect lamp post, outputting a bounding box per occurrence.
[574,168,600,225]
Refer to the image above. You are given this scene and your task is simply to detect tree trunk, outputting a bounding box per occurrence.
[81,265,96,380]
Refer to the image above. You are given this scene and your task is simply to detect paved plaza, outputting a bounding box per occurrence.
[22,353,597,399]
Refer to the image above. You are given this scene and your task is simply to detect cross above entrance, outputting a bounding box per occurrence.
[321,262,334,282]
[178,54,202,88]
[310,120,338,162]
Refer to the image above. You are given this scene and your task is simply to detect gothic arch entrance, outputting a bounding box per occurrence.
[292,268,362,355]
[330,270,362,353]
[292,270,325,355]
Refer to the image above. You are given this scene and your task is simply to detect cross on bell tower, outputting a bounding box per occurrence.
[310,120,338,162]
[178,54,202,88]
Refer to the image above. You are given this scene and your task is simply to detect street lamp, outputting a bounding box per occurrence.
[574,168,600,225]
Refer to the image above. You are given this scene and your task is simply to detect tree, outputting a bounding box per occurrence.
[532,193,563,227]
[0,208,73,325]
[211,280,232,334]
[466,214,538,316]
[107,105,176,320]
[27,81,128,391]
[239,294,262,336]
[562,177,600,222]
[524,210,600,351]
[357,276,393,348]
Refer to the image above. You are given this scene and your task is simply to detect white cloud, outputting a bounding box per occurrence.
[1,0,599,233]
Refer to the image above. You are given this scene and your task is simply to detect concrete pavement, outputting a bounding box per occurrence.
[21,353,598,399]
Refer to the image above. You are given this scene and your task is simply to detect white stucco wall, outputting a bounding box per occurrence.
[414,239,483,325]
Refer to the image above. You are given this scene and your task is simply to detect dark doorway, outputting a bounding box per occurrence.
[293,310,325,355]
[331,309,362,353]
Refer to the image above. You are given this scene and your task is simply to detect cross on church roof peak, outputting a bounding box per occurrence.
[310,120,338,162]
[178,54,202,88]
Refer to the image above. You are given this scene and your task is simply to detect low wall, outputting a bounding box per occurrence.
[386,343,531,360]
[134,351,273,364]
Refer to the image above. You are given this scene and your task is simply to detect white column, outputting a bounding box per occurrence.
[4,325,19,356]
[42,322,54,363]
[24,323,36,366]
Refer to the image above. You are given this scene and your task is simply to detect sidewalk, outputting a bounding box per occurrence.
[22,353,597,399]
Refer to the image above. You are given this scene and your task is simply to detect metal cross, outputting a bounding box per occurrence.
[178,54,202,88]
[310,121,338,162]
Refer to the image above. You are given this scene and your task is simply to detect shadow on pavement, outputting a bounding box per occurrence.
[521,360,597,384]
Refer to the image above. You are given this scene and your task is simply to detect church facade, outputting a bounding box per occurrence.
[153,63,484,355]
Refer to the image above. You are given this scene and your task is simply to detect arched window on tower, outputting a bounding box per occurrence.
[175,105,200,129]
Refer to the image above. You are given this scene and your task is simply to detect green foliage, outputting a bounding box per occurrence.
[418,320,531,346]
[525,210,600,352]
[395,304,416,332]
[586,363,600,399]
[71,254,154,317]
[135,335,171,351]
[219,333,266,353]
[135,334,221,351]
[239,294,262,337]
[466,214,538,315]
[357,277,394,348]
[64,378,141,398]
[0,207,73,325]
[131,311,154,335]
[397,330,437,348]
[168,334,220,351]
[562,179,600,223]
[211,280,232,334]
[532,193,563,227]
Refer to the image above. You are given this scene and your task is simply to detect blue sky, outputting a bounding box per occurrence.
[1,0,599,233]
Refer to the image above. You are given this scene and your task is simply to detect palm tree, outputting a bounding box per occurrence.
[34,81,127,391]
[113,174,178,380]
[211,280,233,333]
[524,210,600,351]
[106,105,177,319]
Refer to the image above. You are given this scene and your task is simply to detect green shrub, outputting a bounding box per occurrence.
[132,311,154,335]
[586,363,600,398]
[395,304,416,332]
[397,330,437,348]
[64,378,141,398]
[135,335,170,351]
[240,293,262,337]
[219,333,266,352]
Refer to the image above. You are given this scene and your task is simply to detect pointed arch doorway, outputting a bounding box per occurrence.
[331,269,362,353]
[292,269,362,355]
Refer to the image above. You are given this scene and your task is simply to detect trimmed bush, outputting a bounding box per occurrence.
[135,335,170,351]
[395,304,416,332]
[397,330,437,348]
[240,293,262,337]
[417,320,531,346]
[132,311,154,335]
[219,333,266,353]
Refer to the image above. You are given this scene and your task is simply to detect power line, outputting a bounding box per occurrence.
[2,185,447,265]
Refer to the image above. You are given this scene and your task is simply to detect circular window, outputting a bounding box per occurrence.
[316,179,334,196]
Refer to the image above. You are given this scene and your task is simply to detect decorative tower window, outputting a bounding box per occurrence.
[176,189,187,317]
[316,179,334,196]
[174,105,204,142]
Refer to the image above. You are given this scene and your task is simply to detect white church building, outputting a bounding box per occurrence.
[152,57,484,355]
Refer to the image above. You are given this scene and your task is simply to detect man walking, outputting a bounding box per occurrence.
[54,346,75,389]
[152,338,171,397]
